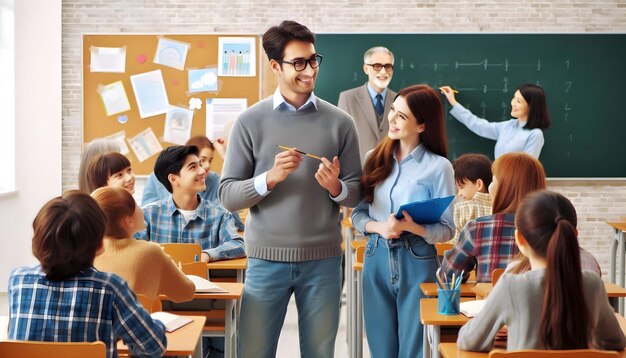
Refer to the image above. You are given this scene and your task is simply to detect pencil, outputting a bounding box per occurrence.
[276,145,322,160]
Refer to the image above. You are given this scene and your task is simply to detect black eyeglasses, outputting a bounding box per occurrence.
[366,63,394,72]
[280,54,323,72]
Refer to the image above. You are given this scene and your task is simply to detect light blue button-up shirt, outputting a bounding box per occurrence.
[450,103,545,159]
[351,144,455,244]
[366,83,388,108]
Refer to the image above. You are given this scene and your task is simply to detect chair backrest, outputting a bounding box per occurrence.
[355,245,365,264]
[182,261,209,279]
[160,243,202,264]
[135,293,162,313]
[0,340,107,358]
[488,349,619,358]
[436,242,453,257]
[492,268,505,285]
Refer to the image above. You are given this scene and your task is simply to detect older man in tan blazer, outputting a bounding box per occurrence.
[338,46,396,162]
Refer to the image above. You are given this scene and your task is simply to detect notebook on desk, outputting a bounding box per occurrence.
[186,275,228,293]
[395,195,455,224]
[460,299,486,318]
[151,311,193,332]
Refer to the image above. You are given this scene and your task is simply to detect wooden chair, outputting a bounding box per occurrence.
[135,293,162,313]
[160,243,202,264]
[0,341,106,358]
[492,268,505,285]
[182,261,209,279]
[355,245,365,264]
[488,349,618,357]
[436,242,453,257]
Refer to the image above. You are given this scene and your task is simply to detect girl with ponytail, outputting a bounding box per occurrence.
[457,190,626,351]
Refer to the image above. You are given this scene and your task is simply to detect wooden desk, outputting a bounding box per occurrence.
[420,283,478,297]
[608,221,626,314]
[207,257,247,282]
[118,315,206,357]
[421,298,472,358]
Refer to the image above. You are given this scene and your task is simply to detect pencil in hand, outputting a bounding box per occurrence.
[276,145,322,160]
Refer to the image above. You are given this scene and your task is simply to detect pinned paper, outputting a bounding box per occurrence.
[218,37,256,77]
[127,128,163,162]
[154,37,190,71]
[104,130,130,155]
[98,81,130,116]
[189,68,218,93]
[206,98,247,138]
[90,46,126,73]
[163,106,194,145]
[130,70,170,119]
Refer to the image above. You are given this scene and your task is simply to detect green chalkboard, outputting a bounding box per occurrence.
[314,34,626,178]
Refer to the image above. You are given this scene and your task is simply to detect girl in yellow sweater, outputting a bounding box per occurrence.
[92,186,195,302]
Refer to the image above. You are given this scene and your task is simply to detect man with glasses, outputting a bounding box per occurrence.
[338,46,397,162]
[219,20,362,357]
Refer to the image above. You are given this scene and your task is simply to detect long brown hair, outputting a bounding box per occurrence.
[91,186,136,239]
[491,152,546,214]
[516,190,589,349]
[362,84,448,203]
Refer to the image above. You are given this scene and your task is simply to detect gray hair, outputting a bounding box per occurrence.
[78,138,120,193]
[363,46,394,64]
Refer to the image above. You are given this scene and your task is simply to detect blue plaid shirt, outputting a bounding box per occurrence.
[8,265,167,358]
[441,213,518,282]
[135,195,246,261]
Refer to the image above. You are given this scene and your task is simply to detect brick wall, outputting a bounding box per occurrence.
[61,0,626,274]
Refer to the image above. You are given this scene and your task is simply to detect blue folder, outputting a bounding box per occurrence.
[395,195,455,224]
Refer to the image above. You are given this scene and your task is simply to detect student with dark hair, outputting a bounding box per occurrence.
[441,152,547,282]
[457,190,626,352]
[135,145,244,263]
[92,186,195,302]
[219,20,362,357]
[85,151,135,194]
[440,84,551,158]
[351,84,455,357]
[78,138,119,193]
[7,191,166,358]
[451,153,493,242]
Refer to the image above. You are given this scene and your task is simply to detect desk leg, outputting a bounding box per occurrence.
[345,227,354,357]
[224,300,235,358]
[193,332,203,358]
[432,325,440,358]
[356,270,363,358]
[611,230,618,284]
[423,324,431,358]
[620,230,626,315]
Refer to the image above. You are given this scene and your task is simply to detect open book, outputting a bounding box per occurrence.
[395,195,455,224]
[186,274,228,293]
[151,311,193,332]
[460,299,486,318]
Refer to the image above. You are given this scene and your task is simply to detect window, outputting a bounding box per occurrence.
[0,0,14,194]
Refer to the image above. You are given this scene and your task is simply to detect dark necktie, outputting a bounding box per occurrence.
[375,94,384,115]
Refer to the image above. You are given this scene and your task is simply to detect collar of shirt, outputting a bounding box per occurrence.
[165,194,208,221]
[393,143,427,164]
[272,88,318,112]
[366,83,388,105]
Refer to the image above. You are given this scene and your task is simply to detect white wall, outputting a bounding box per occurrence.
[0,0,62,289]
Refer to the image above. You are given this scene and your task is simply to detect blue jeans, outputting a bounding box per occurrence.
[362,234,438,358]
[238,256,342,358]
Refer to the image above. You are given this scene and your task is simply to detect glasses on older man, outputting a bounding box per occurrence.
[366,63,394,72]
[280,54,323,72]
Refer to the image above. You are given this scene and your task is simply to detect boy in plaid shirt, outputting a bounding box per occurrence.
[451,154,493,243]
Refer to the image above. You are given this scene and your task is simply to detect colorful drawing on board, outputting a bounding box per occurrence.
[188,68,218,93]
[163,106,194,145]
[127,127,163,162]
[98,81,130,116]
[153,37,190,71]
[217,37,256,77]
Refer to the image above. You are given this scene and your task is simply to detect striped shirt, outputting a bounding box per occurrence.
[8,265,166,358]
[441,213,518,282]
[135,195,246,261]
[452,191,492,243]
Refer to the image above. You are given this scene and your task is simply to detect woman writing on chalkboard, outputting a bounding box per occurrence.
[351,84,455,357]
[440,84,551,158]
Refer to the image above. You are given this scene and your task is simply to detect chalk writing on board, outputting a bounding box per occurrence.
[502,77,509,93]
[565,60,570,70]
[564,81,572,94]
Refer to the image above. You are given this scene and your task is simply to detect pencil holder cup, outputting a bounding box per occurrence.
[437,289,461,315]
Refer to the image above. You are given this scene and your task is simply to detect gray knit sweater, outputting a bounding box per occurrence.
[218,97,363,262]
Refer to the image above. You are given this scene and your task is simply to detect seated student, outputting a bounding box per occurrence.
[141,136,244,231]
[78,138,119,193]
[452,153,493,243]
[441,152,546,282]
[506,243,602,277]
[135,145,245,263]
[92,186,195,302]
[85,152,135,194]
[7,191,166,358]
[457,190,626,352]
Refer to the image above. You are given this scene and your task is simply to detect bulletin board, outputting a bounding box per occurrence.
[82,34,261,175]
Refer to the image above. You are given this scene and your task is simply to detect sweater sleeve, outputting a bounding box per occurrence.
[450,104,502,141]
[155,246,195,303]
[335,119,363,208]
[524,129,545,158]
[457,275,513,352]
[219,117,268,212]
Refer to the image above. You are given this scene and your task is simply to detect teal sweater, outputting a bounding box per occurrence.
[219,97,362,261]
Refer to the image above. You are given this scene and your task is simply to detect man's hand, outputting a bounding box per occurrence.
[315,156,341,197]
[267,148,302,190]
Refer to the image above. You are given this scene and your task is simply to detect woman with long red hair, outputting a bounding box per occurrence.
[351,84,455,357]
